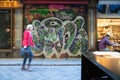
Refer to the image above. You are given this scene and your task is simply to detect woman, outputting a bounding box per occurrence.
[21,24,35,71]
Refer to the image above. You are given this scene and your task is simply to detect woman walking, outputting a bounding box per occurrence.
[21,24,35,71]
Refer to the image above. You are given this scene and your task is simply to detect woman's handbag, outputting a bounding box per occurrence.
[20,47,29,56]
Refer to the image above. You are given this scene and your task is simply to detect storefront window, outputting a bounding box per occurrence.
[97,1,120,51]
[0,9,12,49]
[97,4,120,14]
[109,4,120,13]
[97,19,120,51]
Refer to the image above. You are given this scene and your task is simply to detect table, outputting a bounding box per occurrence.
[81,51,120,80]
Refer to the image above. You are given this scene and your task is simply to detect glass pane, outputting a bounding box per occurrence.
[0,9,11,49]
[97,4,106,14]
[109,4,120,13]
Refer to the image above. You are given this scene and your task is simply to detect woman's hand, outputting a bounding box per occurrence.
[24,46,27,50]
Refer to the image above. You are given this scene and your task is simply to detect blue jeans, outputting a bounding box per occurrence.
[22,46,34,66]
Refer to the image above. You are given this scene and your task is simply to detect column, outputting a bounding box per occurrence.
[88,0,98,51]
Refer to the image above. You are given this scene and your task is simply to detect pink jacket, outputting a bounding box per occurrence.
[22,30,35,47]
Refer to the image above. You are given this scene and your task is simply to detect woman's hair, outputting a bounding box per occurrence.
[26,24,33,30]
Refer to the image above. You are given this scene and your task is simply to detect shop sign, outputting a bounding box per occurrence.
[23,0,88,4]
[0,1,23,8]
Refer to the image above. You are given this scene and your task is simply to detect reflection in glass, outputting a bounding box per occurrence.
[0,9,11,49]
[109,4,120,13]
[97,4,106,14]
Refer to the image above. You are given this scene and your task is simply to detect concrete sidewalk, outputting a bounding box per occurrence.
[0,58,81,80]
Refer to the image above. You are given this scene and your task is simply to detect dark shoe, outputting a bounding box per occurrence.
[21,66,27,70]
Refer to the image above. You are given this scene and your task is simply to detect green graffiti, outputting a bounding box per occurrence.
[81,37,88,53]
[64,22,76,49]
[75,19,83,30]
[29,9,50,16]
[24,4,88,57]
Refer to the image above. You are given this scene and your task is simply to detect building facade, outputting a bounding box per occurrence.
[0,0,99,58]
[0,0,23,57]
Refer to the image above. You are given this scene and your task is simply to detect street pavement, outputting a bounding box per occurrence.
[0,58,81,80]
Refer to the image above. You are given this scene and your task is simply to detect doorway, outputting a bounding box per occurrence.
[0,9,12,52]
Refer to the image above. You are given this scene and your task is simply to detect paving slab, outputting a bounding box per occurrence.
[0,58,81,80]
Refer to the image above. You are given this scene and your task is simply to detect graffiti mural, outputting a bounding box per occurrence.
[23,4,88,58]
